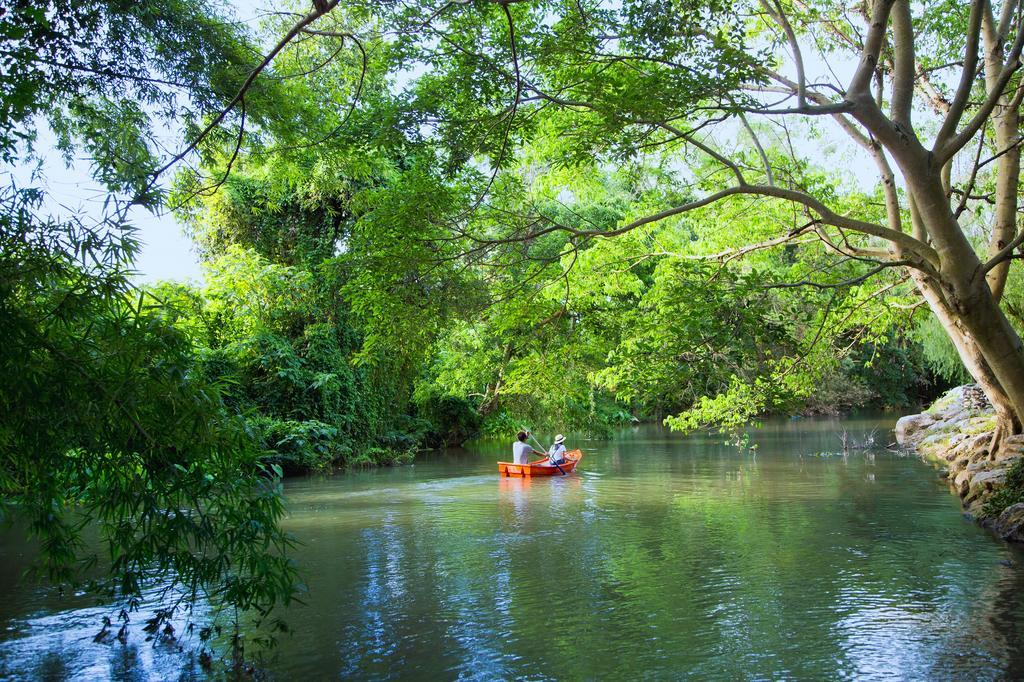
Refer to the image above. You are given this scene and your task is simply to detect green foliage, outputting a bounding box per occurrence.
[414,393,483,448]
[4,0,262,196]
[250,417,343,473]
[594,259,788,415]
[408,149,933,435]
[374,0,768,170]
[169,139,486,464]
[982,458,1024,518]
[914,316,972,385]
[0,184,297,620]
[847,338,941,409]
[155,245,422,470]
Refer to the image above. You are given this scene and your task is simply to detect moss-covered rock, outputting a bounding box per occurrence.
[897,384,1024,544]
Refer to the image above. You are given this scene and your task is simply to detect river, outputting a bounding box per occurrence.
[2,416,1024,679]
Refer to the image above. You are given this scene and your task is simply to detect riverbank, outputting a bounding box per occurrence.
[895,385,1024,543]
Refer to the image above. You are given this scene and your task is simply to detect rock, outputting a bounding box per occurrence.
[998,455,1023,469]
[1002,443,1024,458]
[964,484,987,505]
[999,438,1024,458]
[966,498,986,517]
[927,386,968,419]
[963,384,992,410]
[947,433,992,463]
[968,446,992,463]
[895,413,936,446]
[994,503,1024,543]
[897,385,1024,545]
[949,439,971,458]
[970,468,1007,489]
[919,431,952,452]
[965,432,991,451]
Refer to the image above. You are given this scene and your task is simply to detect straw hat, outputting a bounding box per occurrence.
[554,434,565,444]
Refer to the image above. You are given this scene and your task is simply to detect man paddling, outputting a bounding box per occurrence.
[513,431,543,465]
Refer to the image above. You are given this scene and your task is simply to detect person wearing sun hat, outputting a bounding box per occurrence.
[547,434,568,466]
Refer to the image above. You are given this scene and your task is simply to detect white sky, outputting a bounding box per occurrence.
[8,128,203,284]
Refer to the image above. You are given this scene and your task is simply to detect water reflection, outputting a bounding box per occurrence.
[2,418,1024,679]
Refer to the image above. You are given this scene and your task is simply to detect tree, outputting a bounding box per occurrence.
[275,0,1024,451]
[0,0,323,646]
[0,184,298,636]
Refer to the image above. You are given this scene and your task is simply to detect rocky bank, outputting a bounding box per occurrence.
[895,384,1024,543]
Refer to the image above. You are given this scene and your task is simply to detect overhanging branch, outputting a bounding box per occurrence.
[145,0,341,193]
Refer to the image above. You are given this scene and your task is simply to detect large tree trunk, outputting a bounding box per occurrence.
[913,272,1022,455]
[832,0,1024,452]
[951,282,1024,449]
[904,170,1024,449]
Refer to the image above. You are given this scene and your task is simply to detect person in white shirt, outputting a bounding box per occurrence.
[548,434,568,465]
[513,431,542,465]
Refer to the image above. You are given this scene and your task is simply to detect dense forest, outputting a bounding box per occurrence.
[5,0,1024,654]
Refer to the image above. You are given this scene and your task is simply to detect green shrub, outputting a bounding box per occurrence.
[982,458,1024,518]
[347,446,416,468]
[416,394,482,447]
[251,417,344,473]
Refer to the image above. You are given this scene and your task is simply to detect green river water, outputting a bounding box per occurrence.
[3,416,1024,680]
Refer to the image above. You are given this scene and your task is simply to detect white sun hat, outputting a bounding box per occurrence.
[554,434,565,444]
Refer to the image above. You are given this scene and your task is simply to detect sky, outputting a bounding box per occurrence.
[131,208,203,283]
[9,129,203,284]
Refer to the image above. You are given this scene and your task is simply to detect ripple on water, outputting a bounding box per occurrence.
[3,420,1024,680]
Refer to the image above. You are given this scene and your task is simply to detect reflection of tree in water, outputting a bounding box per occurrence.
[497,476,534,524]
[915,553,1024,678]
[821,447,1024,680]
[35,651,68,682]
[989,558,1024,679]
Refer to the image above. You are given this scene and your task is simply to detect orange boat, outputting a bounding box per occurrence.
[498,448,583,477]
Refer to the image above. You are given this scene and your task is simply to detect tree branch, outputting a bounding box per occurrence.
[739,113,775,186]
[848,0,896,99]
[982,228,1024,273]
[471,183,938,270]
[890,0,916,127]
[939,2,1024,162]
[761,0,807,108]
[762,260,911,289]
[933,0,985,148]
[146,0,340,189]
